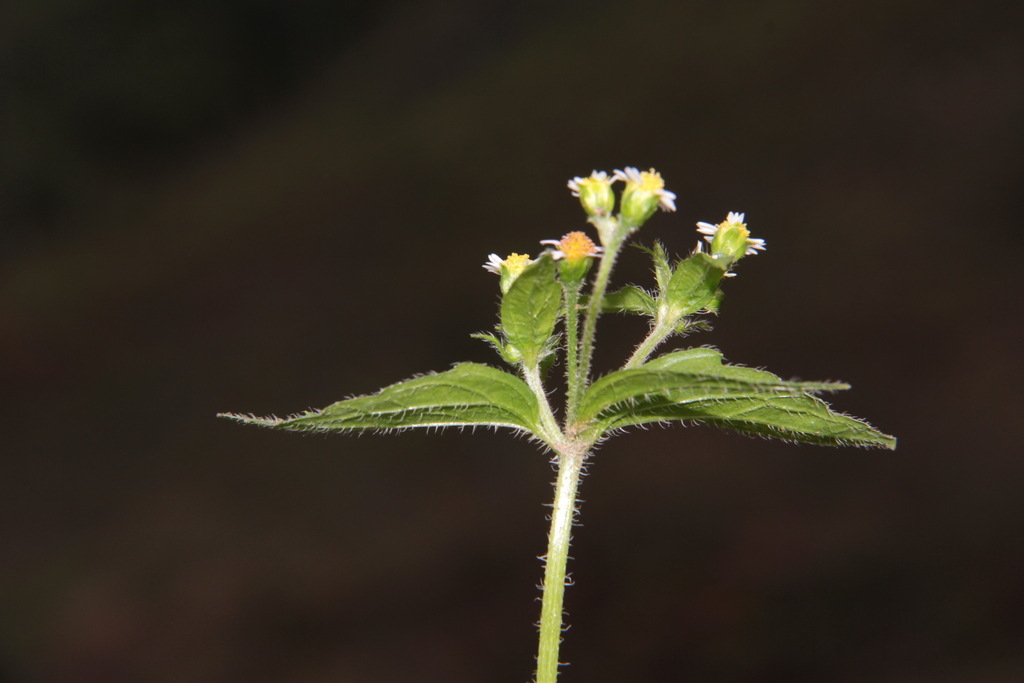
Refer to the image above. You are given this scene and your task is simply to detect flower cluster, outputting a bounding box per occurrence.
[486,170,765,291]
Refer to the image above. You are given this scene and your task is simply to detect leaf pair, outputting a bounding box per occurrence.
[222,348,895,450]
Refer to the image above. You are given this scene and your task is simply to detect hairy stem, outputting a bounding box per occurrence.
[623,317,676,369]
[563,284,582,425]
[535,446,586,683]
[572,230,625,419]
[523,361,564,445]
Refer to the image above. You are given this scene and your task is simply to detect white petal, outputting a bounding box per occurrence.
[613,167,642,184]
[696,222,718,235]
[483,254,504,273]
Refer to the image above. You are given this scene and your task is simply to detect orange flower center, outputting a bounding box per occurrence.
[558,232,599,262]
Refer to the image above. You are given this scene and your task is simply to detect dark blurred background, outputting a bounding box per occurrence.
[2,0,1022,681]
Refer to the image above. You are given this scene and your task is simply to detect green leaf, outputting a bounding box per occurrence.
[219,363,542,435]
[500,253,561,366]
[666,253,726,316]
[471,332,523,365]
[578,348,838,420]
[597,286,658,316]
[577,348,895,449]
[635,242,673,294]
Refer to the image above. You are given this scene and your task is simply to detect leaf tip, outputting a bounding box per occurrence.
[216,412,286,427]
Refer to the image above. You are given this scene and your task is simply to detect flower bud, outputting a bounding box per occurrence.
[567,171,615,218]
[613,167,677,228]
[695,212,766,268]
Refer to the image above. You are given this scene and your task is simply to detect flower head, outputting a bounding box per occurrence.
[567,171,616,217]
[613,167,676,227]
[540,231,603,285]
[540,232,604,262]
[695,212,766,267]
[483,252,534,294]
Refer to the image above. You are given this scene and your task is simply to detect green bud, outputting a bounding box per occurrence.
[558,254,595,286]
[613,167,677,228]
[567,171,615,217]
[696,212,766,269]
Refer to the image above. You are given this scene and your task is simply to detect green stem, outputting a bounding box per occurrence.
[535,445,586,683]
[563,284,582,424]
[571,230,625,420]
[623,317,676,369]
[523,361,564,445]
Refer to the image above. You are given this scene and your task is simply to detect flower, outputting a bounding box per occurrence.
[567,171,616,217]
[539,232,604,262]
[613,167,676,227]
[695,212,766,266]
[540,231,603,285]
[483,252,534,294]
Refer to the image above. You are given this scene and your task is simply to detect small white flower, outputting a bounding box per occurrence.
[695,212,766,260]
[613,167,677,212]
[567,170,610,197]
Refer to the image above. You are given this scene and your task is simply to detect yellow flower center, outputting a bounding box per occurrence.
[558,232,599,262]
[504,253,533,276]
[577,174,609,191]
[637,169,666,193]
[717,219,750,240]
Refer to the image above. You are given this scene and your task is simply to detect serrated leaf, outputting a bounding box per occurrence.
[577,348,895,449]
[666,253,726,316]
[220,363,541,435]
[578,348,839,421]
[500,253,561,366]
[603,393,895,449]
